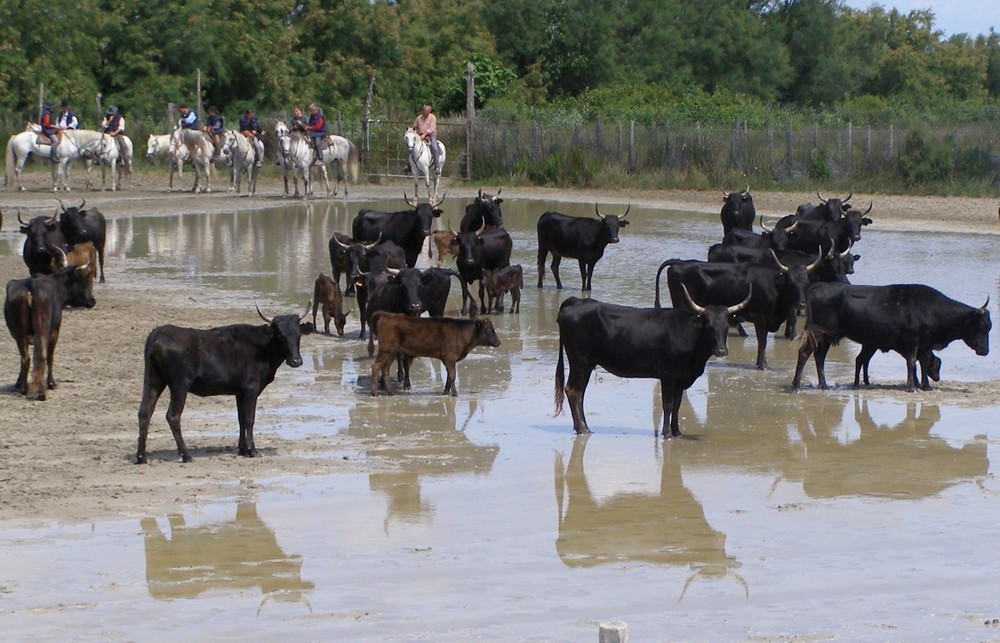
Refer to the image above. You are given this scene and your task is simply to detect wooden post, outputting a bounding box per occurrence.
[628,121,635,171]
[95,93,103,129]
[196,69,203,120]
[887,124,894,160]
[38,83,44,122]
[466,60,475,180]
[362,70,376,160]
[599,620,628,643]
[785,120,793,176]
[167,102,175,131]
[865,125,871,162]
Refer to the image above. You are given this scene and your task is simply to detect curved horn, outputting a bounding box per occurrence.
[17,209,26,225]
[742,184,750,195]
[769,249,790,274]
[447,219,455,234]
[53,246,69,269]
[982,296,990,312]
[301,299,311,322]
[434,192,447,207]
[759,214,772,233]
[842,191,853,205]
[721,187,729,197]
[786,221,798,233]
[361,231,384,249]
[620,203,631,219]
[78,198,86,210]
[726,283,753,315]
[806,246,824,273]
[386,267,400,275]
[495,187,501,198]
[56,198,67,212]
[816,190,827,204]
[403,192,416,208]
[680,284,705,315]
[595,203,603,219]
[478,188,483,198]
[863,200,873,215]
[255,301,273,324]
[332,235,351,250]
[839,243,853,259]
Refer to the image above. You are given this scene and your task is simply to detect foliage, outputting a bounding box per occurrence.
[439,53,517,115]
[896,128,953,187]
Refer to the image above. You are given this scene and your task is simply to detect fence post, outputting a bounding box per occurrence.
[595,117,603,152]
[767,122,774,169]
[530,121,539,163]
[731,120,740,169]
[662,123,671,170]
[465,60,475,180]
[846,121,852,175]
[887,124,894,160]
[865,125,871,163]
[628,120,635,172]
[785,120,793,176]
[696,121,702,149]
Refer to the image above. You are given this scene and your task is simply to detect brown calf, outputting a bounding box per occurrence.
[61,241,99,291]
[429,229,459,267]
[369,312,501,396]
[311,272,349,336]
[483,264,523,314]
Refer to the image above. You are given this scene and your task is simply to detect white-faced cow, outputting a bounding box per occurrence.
[555,286,750,437]
[135,305,314,463]
[793,283,991,392]
[537,203,630,291]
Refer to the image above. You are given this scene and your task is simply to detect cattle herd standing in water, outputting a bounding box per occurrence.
[1,184,992,461]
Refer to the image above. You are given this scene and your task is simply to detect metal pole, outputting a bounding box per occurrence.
[466,61,475,180]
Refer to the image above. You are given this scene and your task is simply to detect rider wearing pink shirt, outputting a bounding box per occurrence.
[412,103,440,169]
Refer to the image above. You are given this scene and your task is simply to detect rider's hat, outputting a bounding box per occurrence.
[106,105,117,115]
[308,103,318,110]
[44,101,54,109]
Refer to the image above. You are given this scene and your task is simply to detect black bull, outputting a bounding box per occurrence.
[536,204,630,291]
[352,194,444,267]
[793,283,991,391]
[136,306,314,463]
[451,227,513,314]
[554,289,750,438]
[719,187,755,237]
[57,198,108,283]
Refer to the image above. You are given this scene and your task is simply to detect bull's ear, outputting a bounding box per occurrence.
[853,254,861,261]
[861,217,873,226]
[19,225,29,234]
[619,219,630,227]
[300,322,315,335]
[433,208,443,216]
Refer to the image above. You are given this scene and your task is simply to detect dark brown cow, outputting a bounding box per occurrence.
[482,264,523,314]
[369,312,501,396]
[4,264,97,400]
[311,272,348,336]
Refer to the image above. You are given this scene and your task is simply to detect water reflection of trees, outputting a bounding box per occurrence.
[553,435,746,599]
[141,499,314,607]
[345,396,499,529]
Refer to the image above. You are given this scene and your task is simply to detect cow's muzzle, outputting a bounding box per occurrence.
[286,356,304,367]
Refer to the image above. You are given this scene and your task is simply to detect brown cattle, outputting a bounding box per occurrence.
[60,241,99,291]
[429,229,459,267]
[369,312,501,397]
[482,264,523,314]
[4,265,97,400]
[311,272,349,336]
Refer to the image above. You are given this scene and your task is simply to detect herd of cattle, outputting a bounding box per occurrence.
[2,187,993,462]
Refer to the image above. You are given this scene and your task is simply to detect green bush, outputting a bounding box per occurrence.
[897,129,953,187]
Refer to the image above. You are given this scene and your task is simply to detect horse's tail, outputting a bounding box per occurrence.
[4,135,16,190]
[347,140,360,183]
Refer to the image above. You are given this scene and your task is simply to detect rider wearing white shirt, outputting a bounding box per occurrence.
[56,101,78,130]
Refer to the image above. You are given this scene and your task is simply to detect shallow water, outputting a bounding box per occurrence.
[2,198,1000,640]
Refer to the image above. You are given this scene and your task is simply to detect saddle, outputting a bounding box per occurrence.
[36,133,53,146]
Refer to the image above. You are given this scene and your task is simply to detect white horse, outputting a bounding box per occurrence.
[145,133,190,190]
[275,122,360,198]
[4,126,57,191]
[52,128,120,192]
[87,135,133,191]
[170,128,214,193]
[404,127,446,203]
[220,129,259,196]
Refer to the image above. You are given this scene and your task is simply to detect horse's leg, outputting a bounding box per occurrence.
[320,164,332,197]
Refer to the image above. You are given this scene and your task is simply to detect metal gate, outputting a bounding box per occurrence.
[360,120,468,180]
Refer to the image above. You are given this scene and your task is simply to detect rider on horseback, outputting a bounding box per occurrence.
[39,101,59,160]
[239,108,265,167]
[204,105,225,152]
[101,105,128,159]
[56,100,79,130]
[290,105,307,132]
[412,103,440,169]
[177,104,198,130]
[305,103,327,166]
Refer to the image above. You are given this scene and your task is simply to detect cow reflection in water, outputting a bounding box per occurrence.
[348,397,499,529]
[141,501,313,609]
[554,436,746,599]
[783,399,987,499]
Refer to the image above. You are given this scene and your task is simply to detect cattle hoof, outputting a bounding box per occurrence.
[135,454,147,465]
[181,454,193,463]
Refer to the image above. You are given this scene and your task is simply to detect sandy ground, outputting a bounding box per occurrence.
[0,170,998,527]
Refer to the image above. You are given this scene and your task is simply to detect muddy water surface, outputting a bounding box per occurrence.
[2,198,999,640]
